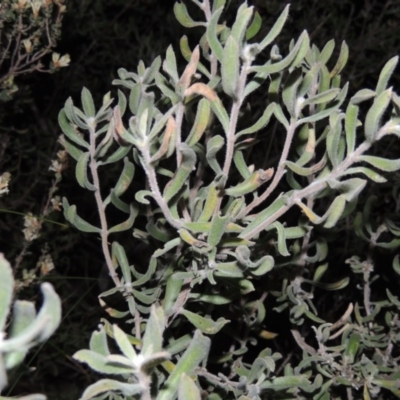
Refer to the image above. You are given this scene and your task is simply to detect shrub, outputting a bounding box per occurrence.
[42,0,400,398]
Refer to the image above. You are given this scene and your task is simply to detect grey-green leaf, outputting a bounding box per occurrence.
[364,88,392,142]
[178,373,201,400]
[0,254,13,332]
[81,87,96,118]
[358,155,400,172]
[206,7,224,62]
[164,144,196,202]
[259,5,290,51]
[158,330,211,400]
[375,56,398,96]
[222,35,240,98]
[174,1,204,28]
[181,309,230,335]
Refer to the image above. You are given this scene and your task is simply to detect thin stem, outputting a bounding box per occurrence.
[238,119,298,219]
[175,103,185,166]
[88,124,121,288]
[141,145,183,229]
[213,62,251,217]
[240,140,372,240]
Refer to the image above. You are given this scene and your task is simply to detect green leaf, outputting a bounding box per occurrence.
[174,2,204,28]
[206,135,224,175]
[364,88,392,142]
[0,255,13,332]
[350,88,376,104]
[358,155,400,172]
[180,36,211,79]
[178,373,201,400]
[4,302,35,369]
[181,309,230,335]
[319,39,335,64]
[111,242,132,284]
[345,333,360,364]
[81,87,96,118]
[108,204,138,234]
[113,324,137,360]
[196,184,220,223]
[376,56,398,96]
[298,83,348,124]
[326,115,343,168]
[225,168,272,196]
[342,167,387,183]
[345,103,358,156]
[222,35,240,98]
[163,275,184,314]
[313,263,328,282]
[270,221,290,256]
[208,214,230,247]
[212,0,226,12]
[282,69,303,116]
[186,99,211,146]
[302,88,340,108]
[34,283,62,342]
[285,157,326,176]
[144,56,162,84]
[231,5,253,46]
[259,5,290,51]
[323,195,346,228]
[155,72,179,104]
[206,7,224,61]
[236,103,275,137]
[75,152,97,191]
[99,146,131,166]
[233,151,251,179]
[63,197,101,233]
[158,330,210,400]
[73,349,133,375]
[78,379,141,400]
[246,11,262,41]
[59,109,89,149]
[215,261,245,278]
[316,277,349,291]
[163,45,179,83]
[261,375,310,390]
[63,139,84,161]
[89,326,110,356]
[329,41,349,77]
[251,256,274,276]
[113,158,134,197]
[141,306,165,357]
[164,144,196,202]
[251,31,309,75]
[239,196,286,239]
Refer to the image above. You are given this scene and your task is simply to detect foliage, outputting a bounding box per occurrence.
[0,0,69,102]
[0,253,61,400]
[55,0,400,399]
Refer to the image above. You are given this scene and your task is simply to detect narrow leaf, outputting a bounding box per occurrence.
[81,87,96,118]
[222,35,240,98]
[164,145,196,202]
[181,309,230,335]
[376,56,398,96]
[158,330,211,400]
[174,2,204,28]
[358,155,400,172]
[259,5,290,51]
[364,88,392,142]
